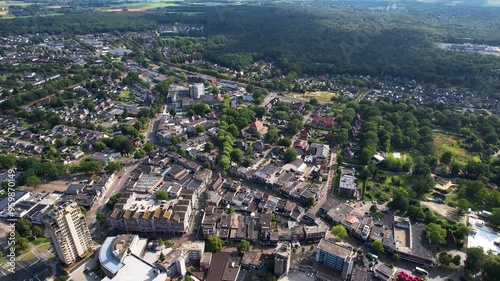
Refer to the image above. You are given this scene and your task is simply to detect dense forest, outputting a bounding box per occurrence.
[1,3,500,91]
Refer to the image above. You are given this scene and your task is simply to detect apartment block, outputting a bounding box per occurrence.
[44,201,94,266]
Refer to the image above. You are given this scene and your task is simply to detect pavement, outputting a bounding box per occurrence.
[86,159,140,226]
[69,248,101,281]
[309,152,337,215]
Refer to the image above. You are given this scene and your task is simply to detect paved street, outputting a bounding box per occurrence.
[86,159,140,226]
[309,152,337,215]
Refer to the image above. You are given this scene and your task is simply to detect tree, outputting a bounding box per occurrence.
[331,225,348,241]
[392,254,400,262]
[283,148,297,163]
[277,138,291,147]
[230,148,244,162]
[96,211,106,223]
[79,206,87,215]
[169,107,176,117]
[204,142,214,152]
[205,236,224,252]
[457,198,470,214]
[15,219,32,237]
[452,255,461,266]
[31,226,43,237]
[25,175,41,187]
[483,255,500,281]
[490,208,500,227]
[196,125,206,134]
[309,98,319,106]
[426,223,446,244]
[264,127,279,144]
[237,240,250,253]
[156,191,169,200]
[94,141,107,152]
[229,206,235,215]
[105,161,123,172]
[465,247,485,275]
[134,149,146,159]
[306,196,315,207]
[455,224,470,240]
[369,204,378,214]
[438,251,452,267]
[388,189,410,213]
[440,152,453,165]
[143,142,154,153]
[372,240,384,254]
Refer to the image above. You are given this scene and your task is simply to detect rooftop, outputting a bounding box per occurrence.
[317,239,352,258]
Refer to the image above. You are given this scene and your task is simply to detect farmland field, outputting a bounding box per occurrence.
[110,0,181,9]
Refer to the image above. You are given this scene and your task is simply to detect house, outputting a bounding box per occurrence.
[293,140,309,155]
[248,120,264,133]
[308,143,330,165]
[311,116,334,127]
[253,140,265,153]
[71,150,85,160]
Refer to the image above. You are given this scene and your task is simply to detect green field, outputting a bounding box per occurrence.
[118,90,134,102]
[32,237,48,245]
[18,252,35,261]
[303,91,338,102]
[36,243,51,252]
[434,132,480,164]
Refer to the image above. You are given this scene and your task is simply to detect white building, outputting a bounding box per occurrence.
[190,83,204,99]
[44,201,94,266]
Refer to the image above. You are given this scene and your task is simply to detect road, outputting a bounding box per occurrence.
[309,152,337,215]
[86,159,140,226]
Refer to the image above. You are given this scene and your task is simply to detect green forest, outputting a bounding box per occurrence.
[1,3,499,91]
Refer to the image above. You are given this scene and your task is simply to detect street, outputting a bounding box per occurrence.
[309,152,337,215]
[86,159,140,226]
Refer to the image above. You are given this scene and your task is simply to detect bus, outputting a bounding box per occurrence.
[415,267,429,276]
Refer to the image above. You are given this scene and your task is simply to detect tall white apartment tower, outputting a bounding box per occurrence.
[44,201,94,266]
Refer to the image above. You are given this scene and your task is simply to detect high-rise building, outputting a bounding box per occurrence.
[274,242,291,276]
[44,201,94,266]
[190,83,204,99]
[315,239,353,280]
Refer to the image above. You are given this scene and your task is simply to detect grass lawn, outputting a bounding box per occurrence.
[36,243,51,253]
[303,91,338,102]
[434,132,479,164]
[445,193,458,205]
[18,252,35,262]
[32,237,48,246]
[118,90,134,102]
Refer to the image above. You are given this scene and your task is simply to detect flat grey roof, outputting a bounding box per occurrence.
[317,239,352,258]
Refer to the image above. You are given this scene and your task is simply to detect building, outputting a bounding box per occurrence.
[44,201,94,266]
[338,168,357,198]
[107,193,193,235]
[274,242,292,276]
[308,143,330,165]
[206,252,241,281]
[392,216,434,266]
[248,120,264,133]
[315,239,353,281]
[157,241,205,278]
[99,234,168,281]
[190,83,204,99]
[200,252,212,270]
